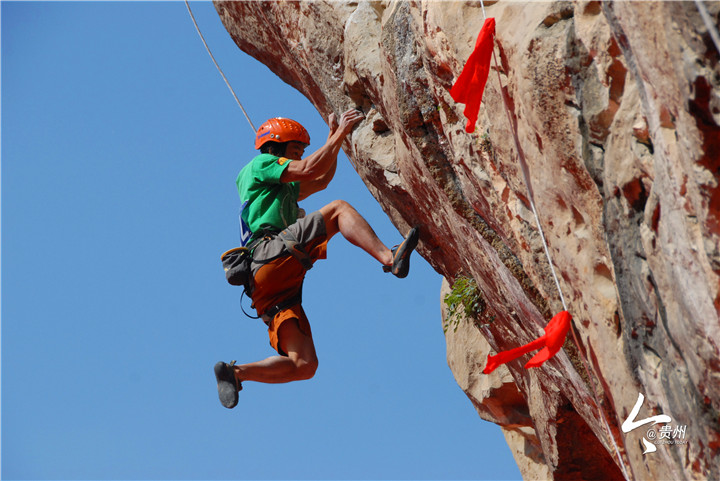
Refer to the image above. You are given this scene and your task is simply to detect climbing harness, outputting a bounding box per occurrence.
[459,2,631,478]
[184,0,256,134]
[260,289,304,325]
[220,225,313,321]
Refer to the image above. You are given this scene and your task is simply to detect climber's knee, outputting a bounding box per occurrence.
[320,199,355,237]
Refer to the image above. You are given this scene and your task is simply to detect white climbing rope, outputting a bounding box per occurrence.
[484,27,567,312]
[184,0,257,134]
[695,0,720,56]
[476,3,631,479]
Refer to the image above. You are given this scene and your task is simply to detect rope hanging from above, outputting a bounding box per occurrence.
[184,0,257,134]
[448,4,631,479]
[450,14,569,375]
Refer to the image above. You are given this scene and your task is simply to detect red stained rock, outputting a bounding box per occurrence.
[216,1,720,479]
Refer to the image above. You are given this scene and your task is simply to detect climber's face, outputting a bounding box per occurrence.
[285,141,307,160]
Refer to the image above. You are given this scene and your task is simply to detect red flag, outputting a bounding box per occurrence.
[483,311,572,374]
[450,18,496,133]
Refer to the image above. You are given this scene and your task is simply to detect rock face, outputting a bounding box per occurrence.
[215,1,720,479]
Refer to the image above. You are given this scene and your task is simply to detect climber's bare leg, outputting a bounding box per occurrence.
[320,200,393,266]
[233,319,318,384]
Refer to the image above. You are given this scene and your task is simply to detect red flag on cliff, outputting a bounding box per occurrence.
[450,17,496,133]
[483,310,572,374]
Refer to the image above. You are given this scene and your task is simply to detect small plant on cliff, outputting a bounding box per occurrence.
[443,275,486,333]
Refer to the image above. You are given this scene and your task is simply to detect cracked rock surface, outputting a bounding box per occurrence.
[216,1,720,479]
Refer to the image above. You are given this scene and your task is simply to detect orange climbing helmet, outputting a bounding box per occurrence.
[254,117,310,150]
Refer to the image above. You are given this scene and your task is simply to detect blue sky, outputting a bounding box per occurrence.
[2,2,521,479]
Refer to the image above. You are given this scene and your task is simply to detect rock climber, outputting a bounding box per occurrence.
[214,108,420,409]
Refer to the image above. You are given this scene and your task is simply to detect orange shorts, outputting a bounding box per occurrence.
[250,211,328,355]
[266,304,313,357]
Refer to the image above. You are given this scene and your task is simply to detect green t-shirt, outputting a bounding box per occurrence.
[236,153,300,242]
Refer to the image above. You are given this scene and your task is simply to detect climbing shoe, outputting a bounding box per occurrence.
[383,227,420,278]
[214,361,242,409]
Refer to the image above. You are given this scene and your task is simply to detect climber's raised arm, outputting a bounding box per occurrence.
[281,108,364,186]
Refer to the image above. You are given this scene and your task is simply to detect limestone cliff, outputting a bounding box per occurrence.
[215,1,720,479]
